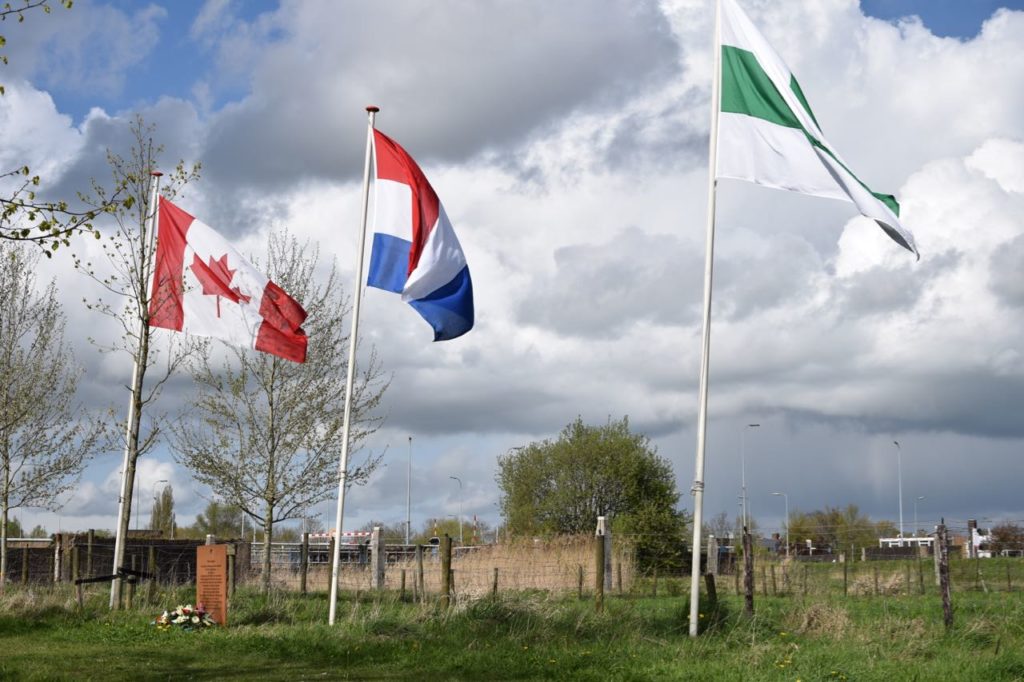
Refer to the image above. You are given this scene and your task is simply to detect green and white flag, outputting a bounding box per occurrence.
[716,0,919,257]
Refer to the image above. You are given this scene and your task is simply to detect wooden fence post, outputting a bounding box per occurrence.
[371,527,385,590]
[21,546,29,584]
[743,528,754,617]
[937,521,953,628]
[733,562,740,595]
[328,536,336,592]
[492,567,499,597]
[400,569,407,601]
[577,565,584,600]
[416,545,425,602]
[440,535,452,609]
[147,545,157,604]
[703,572,718,609]
[917,554,925,595]
[127,554,136,609]
[617,562,622,594]
[873,565,879,596]
[300,533,309,595]
[87,529,94,578]
[707,534,719,576]
[843,559,848,597]
[770,564,777,596]
[72,547,83,608]
[761,564,768,597]
[595,534,605,613]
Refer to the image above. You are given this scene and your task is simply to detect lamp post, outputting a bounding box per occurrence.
[406,436,413,545]
[893,440,904,546]
[449,476,463,543]
[149,479,167,532]
[914,495,925,538]
[772,492,789,559]
[740,423,760,529]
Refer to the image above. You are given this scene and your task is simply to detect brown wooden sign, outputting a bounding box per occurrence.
[196,544,228,626]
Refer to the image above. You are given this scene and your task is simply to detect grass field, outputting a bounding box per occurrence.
[3,573,1024,681]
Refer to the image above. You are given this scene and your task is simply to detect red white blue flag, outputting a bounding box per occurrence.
[366,129,474,341]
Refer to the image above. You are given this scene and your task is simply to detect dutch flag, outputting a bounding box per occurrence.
[366,129,474,341]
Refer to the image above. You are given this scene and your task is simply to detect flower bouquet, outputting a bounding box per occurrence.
[153,603,217,631]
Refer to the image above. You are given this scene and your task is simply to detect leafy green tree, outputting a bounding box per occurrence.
[148,484,175,537]
[413,517,463,545]
[356,521,407,544]
[787,504,890,555]
[3,516,22,538]
[990,522,1024,555]
[183,500,244,540]
[497,416,687,569]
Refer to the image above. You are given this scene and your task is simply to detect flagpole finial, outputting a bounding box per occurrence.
[150,171,163,177]
[366,105,380,113]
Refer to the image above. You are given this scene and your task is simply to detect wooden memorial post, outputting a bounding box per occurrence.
[196,544,229,626]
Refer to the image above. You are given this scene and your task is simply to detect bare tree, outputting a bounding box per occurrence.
[0,241,105,591]
[78,116,199,607]
[172,233,388,592]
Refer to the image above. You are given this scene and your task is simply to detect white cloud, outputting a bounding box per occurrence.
[5,0,1024,535]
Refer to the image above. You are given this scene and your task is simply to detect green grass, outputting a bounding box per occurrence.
[2,580,1024,681]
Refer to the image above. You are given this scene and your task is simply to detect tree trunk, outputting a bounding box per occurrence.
[110,325,149,609]
[0,496,9,593]
[261,507,273,594]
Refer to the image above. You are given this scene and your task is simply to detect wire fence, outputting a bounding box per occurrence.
[6,527,1024,605]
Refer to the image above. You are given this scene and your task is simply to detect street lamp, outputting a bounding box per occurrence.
[772,492,789,559]
[893,440,904,546]
[740,423,760,529]
[914,495,926,538]
[449,476,463,543]
[149,479,167,533]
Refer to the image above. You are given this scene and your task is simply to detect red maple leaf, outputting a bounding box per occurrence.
[190,253,251,317]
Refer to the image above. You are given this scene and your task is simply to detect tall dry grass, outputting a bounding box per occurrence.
[243,535,636,597]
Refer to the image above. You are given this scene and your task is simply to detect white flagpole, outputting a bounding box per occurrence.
[110,170,162,609]
[689,0,721,638]
[328,105,378,625]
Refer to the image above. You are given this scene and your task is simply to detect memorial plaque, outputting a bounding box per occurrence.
[196,544,229,626]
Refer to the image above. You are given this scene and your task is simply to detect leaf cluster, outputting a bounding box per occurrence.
[497,416,687,567]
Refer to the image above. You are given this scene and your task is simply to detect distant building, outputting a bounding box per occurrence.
[878,536,934,549]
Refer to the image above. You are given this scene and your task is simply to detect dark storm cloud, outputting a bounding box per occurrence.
[200,0,679,191]
[836,249,959,317]
[516,227,700,338]
[44,98,204,215]
[988,233,1024,308]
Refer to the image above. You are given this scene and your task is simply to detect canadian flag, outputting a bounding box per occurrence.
[148,197,308,363]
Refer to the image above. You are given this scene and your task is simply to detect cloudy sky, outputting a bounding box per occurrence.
[4,0,1024,541]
